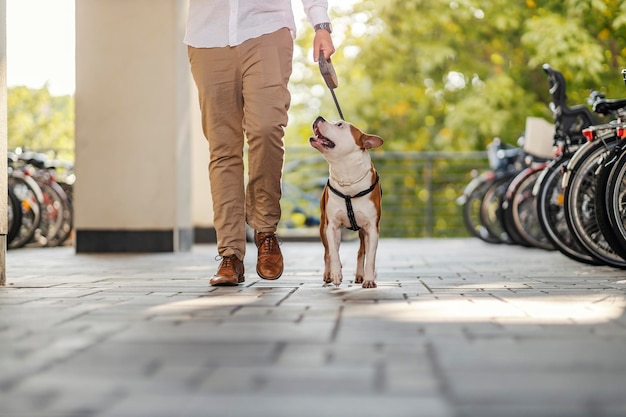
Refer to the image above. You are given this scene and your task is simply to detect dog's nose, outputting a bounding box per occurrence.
[315,116,326,124]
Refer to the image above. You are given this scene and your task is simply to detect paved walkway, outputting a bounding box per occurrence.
[2,238,626,417]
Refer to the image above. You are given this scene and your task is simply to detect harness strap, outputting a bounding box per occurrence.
[327,173,380,231]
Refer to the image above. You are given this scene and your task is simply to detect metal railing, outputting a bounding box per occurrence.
[281,148,489,238]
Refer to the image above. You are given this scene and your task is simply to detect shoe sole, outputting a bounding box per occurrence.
[210,275,245,286]
[256,268,283,280]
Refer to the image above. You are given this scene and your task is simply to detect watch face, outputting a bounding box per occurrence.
[316,23,332,33]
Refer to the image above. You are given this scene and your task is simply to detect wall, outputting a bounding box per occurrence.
[74,0,193,252]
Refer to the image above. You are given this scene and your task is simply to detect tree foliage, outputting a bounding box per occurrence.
[10,1,626,160]
[7,85,74,160]
[287,0,626,152]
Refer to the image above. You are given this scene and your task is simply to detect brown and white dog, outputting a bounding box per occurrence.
[309,116,384,288]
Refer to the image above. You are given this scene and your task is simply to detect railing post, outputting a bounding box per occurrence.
[424,154,434,237]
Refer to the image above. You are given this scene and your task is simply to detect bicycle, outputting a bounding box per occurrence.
[533,64,601,264]
[458,137,523,243]
[562,120,626,268]
[591,70,626,260]
[8,152,45,249]
[7,150,74,248]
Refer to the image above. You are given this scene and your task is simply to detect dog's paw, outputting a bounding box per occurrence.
[323,273,332,284]
[354,274,364,284]
[330,272,343,287]
[361,281,377,289]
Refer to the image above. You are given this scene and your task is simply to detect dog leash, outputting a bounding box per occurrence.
[319,54,345,120]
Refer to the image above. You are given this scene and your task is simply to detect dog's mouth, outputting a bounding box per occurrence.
[309,124,336,148]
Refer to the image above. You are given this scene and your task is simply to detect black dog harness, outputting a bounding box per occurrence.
[327,173,381,231]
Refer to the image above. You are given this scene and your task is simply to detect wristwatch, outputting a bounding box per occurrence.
[314,22,333,34]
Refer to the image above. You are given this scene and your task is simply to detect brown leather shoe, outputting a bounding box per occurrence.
[255,232,283,280]
[209,255,245,286]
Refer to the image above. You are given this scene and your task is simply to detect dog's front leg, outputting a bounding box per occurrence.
[355,229,365,284]
[320,189,340,286]
[361,225,378,288]
[323,222,343,286]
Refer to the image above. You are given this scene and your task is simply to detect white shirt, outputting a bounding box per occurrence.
[184,0,330,48]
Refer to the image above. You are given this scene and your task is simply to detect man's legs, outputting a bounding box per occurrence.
[239,28,293,280]
[188,28,292,281]
[188,45,247,261]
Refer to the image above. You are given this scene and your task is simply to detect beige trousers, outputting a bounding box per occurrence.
[188,28,293,260]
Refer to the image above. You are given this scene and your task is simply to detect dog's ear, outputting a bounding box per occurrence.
[362,134,384,150]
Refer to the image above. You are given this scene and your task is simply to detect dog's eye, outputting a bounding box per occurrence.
[337,122,344,127]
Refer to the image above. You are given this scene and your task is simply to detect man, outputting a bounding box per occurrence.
[185,1,335,286]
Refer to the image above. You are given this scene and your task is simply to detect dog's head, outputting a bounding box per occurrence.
[309,116,383,161]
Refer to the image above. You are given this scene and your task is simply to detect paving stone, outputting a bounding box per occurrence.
[445,369,626,405]
[97,394,453,417]
[2,238,626,417]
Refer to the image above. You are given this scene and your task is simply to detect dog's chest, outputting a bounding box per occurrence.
[324,186,379,228]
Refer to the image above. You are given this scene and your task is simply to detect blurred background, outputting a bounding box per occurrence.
[7,0,626,241]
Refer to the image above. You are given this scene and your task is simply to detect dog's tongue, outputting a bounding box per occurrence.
[309,134,335,149]
[318,135,335,148]
[310,126,333,148]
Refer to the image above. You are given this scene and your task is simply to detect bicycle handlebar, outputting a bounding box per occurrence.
[588,90,626,116]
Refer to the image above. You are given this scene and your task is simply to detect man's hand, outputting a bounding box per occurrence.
[313,30,335,62]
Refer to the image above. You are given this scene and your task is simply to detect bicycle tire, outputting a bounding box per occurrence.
[480,173,517,244]
[33,178,71,247]
[39,169,73,246]
[460,171,501,243]
[604,150,626,255]
[8,173,44,249]
[7,187,22,245]
[594,144,626,260]
[501,166,539,247]
[564,137,626,268]
[535,155,600,264]
[505,164,554,250]
[50,195,73,246]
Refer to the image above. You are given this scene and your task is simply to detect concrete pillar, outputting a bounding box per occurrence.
[74,0,192,252]
[0,0,6,284]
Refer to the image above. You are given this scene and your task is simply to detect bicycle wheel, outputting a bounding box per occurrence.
[604,150,626,254]
[33,178,72,247]
[564,138,626,268]
[535,155,600,264]
[594,144,626,260]
[7,186,22,245]
[44,170,73,246]
[500,176,526,246]
[480,172,516,244]
[460,171,501,243]
[50,192,73,247]
[504,164,554,250]
[8,173,44,249]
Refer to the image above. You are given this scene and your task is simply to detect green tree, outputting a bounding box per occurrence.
[287,0,626,152]
[283,0,626,238]
[7,85,74,161]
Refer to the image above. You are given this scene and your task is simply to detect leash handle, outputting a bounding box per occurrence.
[319,54,339,89]
[319,54,344,119]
